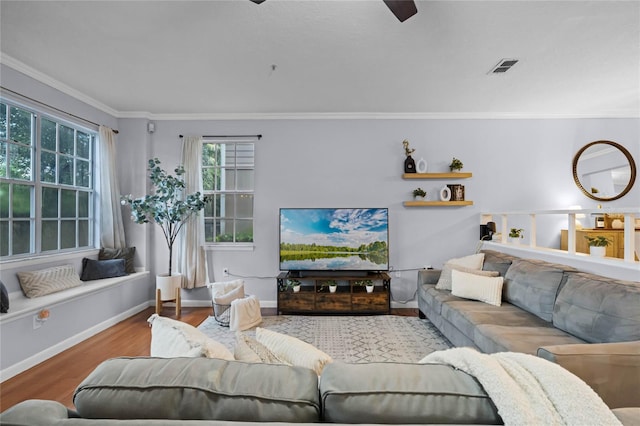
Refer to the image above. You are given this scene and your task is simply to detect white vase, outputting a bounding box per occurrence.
[589,246,606,257]
[293,285,301,293]
[156,274,182,301]
[509,237,521,245]
[329,285,337,293]
[439,186,451,201]
[366,285,374,293]
[416,157,428,173]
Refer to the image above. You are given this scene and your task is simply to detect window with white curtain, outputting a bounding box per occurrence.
[202,138,255,244]
[0,99,96,258]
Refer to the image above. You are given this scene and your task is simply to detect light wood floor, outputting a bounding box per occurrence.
[0,306,417,412]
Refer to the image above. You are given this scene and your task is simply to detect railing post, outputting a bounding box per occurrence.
[529,214,537,248]
[624,213,636,262]
[567,213,576,254]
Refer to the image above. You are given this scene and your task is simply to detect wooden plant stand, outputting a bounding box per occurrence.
[156,287,181,317]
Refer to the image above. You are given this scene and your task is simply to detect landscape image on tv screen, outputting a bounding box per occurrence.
[279,208,389,271]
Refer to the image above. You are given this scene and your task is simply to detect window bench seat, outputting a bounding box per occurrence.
[0,271,149,324]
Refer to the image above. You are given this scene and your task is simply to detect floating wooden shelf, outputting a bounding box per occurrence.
[403,200,474,207]
[402,172,472,179]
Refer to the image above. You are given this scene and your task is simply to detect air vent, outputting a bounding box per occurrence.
[489,59,519,74]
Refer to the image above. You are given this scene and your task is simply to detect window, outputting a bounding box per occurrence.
[202,139,255,244]
[0,100,95,258]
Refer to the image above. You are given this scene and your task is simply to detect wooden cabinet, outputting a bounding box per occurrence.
[402,172,473,207]
[560,229,632,259]
[277,272,390,315]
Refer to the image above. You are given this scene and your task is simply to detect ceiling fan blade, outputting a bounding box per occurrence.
[383,0,418,22]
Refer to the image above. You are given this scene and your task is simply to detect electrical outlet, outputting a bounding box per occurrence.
[33,315,43,330]
[223,267,229,277]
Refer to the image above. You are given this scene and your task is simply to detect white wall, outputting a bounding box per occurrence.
[127,117,639,306]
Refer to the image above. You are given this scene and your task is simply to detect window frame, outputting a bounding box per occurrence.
[201,137,256,249]
[0,98,97,260]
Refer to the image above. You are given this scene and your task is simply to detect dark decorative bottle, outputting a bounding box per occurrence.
[404,156,416,173]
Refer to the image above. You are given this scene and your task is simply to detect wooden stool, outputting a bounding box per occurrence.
[156,287,181,317]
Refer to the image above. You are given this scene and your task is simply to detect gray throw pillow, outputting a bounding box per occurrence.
[99,247,136,274]
[80,258,126,281]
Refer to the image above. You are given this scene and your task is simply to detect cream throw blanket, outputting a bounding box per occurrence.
[420,347,622,426]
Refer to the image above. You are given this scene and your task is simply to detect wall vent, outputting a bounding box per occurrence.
[489,59,519,74]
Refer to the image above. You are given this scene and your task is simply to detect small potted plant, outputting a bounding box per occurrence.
[413,187,427,199]
[449,157,464,172]
[585,235,611,257]
[287,278,301,293]
[354,279,374,293]
[319,279,338,293]
[508,228,524,244]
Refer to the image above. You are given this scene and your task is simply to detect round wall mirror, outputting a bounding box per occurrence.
[572,140,636,201]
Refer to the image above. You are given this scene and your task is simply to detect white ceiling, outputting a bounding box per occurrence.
[1,0,639,118]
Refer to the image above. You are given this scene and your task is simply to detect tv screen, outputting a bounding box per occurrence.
[279,208,389,272]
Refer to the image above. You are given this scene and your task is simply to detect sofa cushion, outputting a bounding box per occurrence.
[320,362,501,424]
[421,285,462,315]
[441,300,549,340]
[503,258,574,322]
[481,249,516,276]
[148,314,234,360]
[73,357,320,422]
[17,264,82,298]
[553,273,640,343]
[474,324,585,354]
[451,269,503,306]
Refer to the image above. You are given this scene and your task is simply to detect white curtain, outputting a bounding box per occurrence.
[177,136,208,289]
[98,125,126,249]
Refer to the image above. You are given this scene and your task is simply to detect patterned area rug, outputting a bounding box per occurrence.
[198,315,452,363]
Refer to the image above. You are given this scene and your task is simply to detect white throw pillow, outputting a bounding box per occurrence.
[451,269,504,306]
[148,314,234,360]
[435,253,493,291]
[234,332,290,364]
[256,327,333,375]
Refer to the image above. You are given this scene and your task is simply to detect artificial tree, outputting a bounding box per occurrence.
[121,158,208,277]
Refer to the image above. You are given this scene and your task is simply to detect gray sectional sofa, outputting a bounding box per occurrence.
[2,249,639,425]
[418,249,640,410]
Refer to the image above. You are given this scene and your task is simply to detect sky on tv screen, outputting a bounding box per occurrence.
[280,208,388,247]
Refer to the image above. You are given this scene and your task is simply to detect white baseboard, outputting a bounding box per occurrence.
[0,301,150,383]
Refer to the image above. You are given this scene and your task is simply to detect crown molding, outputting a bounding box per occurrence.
[2,53,638,121]
[1,53,121,117]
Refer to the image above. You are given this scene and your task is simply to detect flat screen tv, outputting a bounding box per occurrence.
[279,208,389,272]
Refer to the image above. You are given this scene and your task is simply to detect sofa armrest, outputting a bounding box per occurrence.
[418,269,441,286]
[0,400,70,425]
[537,340,640,409]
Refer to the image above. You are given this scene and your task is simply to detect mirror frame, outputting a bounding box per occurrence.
[572,140,636,201]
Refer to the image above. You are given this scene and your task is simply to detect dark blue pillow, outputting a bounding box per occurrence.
[81,258,126,281]
[0,280,8,313]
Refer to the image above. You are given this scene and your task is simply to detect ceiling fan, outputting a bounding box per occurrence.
[249,0,418,23]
